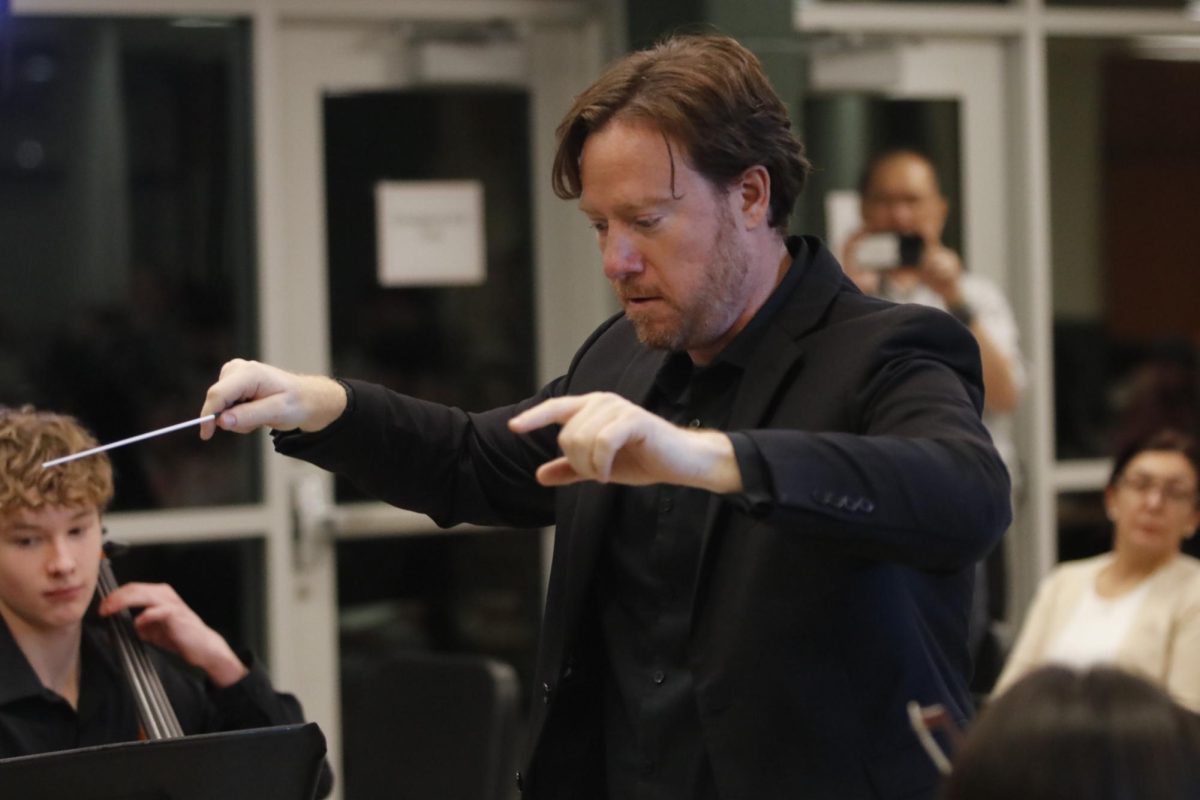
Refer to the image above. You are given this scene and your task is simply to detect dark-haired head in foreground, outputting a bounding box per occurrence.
[943,665,1200,800]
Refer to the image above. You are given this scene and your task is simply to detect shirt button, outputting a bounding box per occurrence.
[688,418,702,428]
[661,498,673,513]
[653,670,666,685]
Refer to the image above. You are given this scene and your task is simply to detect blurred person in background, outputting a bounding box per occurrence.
[993,429,1200,710]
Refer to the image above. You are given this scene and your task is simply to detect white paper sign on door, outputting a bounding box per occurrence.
[375,180,485,287]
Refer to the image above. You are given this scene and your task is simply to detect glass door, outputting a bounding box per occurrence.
[274,14,608,797]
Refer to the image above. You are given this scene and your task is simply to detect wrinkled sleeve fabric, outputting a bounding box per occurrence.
[273,378,563,529]
[725,306,1011,571]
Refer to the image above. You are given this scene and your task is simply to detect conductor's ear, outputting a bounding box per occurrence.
[735,165,771,230]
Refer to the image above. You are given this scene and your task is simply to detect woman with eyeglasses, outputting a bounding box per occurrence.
[993,429,1200,708]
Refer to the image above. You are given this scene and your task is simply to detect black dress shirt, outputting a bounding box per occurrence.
[596,250,803,799]
[0,614,333,797]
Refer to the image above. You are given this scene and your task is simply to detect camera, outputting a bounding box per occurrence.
[854,233,924,271]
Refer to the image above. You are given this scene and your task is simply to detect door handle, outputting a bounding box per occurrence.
[292,472,337,571]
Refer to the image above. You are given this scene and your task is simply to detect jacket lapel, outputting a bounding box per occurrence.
[729,237,851,429]
[690,237,851,627]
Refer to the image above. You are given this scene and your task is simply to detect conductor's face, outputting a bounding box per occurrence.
[578,118,752,363]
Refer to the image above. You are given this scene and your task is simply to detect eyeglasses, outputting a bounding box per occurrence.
[1117,474,1199,506]
[907,701,964,776]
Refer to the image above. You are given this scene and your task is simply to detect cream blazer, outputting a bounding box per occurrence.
[994,552,1200,710]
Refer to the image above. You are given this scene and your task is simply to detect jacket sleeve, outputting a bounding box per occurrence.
[271,314,627,529]
[738,307,1012,570]
[273,379,564,529]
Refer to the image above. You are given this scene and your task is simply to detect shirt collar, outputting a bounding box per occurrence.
[0,614,53,706]
[0,613,125,708]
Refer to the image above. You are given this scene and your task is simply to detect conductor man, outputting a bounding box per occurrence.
[201,33,1011,800]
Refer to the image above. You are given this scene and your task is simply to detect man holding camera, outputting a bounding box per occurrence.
[843,149,1024,689]
[842,148,1023,464]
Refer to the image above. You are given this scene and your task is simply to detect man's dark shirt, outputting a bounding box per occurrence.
[597,249,803,799]
[0,613,333,796]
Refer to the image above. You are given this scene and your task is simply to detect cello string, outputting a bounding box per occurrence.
[97,558,184,738]
[99,564,163,738]
[129,623,183,737]
[105,568,183,737]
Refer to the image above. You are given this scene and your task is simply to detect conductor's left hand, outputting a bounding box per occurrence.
[508,392,742,494]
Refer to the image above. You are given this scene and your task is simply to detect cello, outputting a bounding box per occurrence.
[96,541,184,740]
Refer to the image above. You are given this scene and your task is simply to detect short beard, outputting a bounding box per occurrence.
[628,206,749,353]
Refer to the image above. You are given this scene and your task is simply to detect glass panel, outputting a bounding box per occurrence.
[104,537,267,662]
[1049,38,1200,461]
[337,531,539,794]
[323,90,536,502]
[323,88,536,503]
[0,17,260,510]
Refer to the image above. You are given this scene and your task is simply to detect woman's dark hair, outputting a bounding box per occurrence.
[1107,428,1200,491]
[551,33,812,232]
[941,666,1200,800]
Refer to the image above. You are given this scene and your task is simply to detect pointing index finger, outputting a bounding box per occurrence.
[509,396,588,434]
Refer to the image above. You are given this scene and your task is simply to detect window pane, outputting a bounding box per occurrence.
[0,17,260,510]
[1049,38,1200,460]
[322,89,536,503]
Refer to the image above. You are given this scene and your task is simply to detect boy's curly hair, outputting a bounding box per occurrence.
[0,406,113,517]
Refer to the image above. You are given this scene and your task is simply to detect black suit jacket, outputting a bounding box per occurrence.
[277,236,1012,800]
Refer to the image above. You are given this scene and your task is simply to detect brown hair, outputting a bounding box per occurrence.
[0,406,114,517]
[1108,428,1200,495]
[551,33,812,231]
[941,666,1200,800]
[857,147,943,197]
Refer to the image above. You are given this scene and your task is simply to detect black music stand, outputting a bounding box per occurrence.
[0,722,327,800]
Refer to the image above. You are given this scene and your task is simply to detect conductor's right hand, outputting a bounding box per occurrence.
[199,358,348,440]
